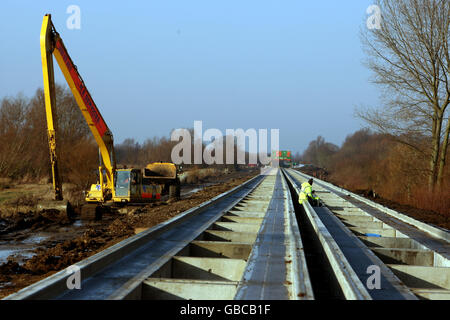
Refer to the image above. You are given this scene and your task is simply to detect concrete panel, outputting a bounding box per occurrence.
[388,265,450,290]
[143,278,238,300]
[243,196,271,200]
[233,204,269,212]
[227,210,266,218]
[172,257,247,281]
[359,237,425,250]
[372,248,434,266]
[337,215,375,222]
[186,241,252,260]
[212,222,261,233]
[411,288,450,300]
[333,210,371,217]
[434,253,450,267]
[240,199,271,205]
[220,216,264,224]
[348,227,397,237]
[201,230,258,243]
[343,221,384,229]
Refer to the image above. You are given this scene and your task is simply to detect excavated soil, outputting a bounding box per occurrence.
[0,169,258,298]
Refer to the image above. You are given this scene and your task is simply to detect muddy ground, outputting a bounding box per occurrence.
[0,169,258,298]
[297,168,450,230]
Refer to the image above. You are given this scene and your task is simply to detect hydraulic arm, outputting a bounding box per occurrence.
[40,14,179,211]
[40,14,116,202]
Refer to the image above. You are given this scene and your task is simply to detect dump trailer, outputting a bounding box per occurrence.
[40,14,179,218]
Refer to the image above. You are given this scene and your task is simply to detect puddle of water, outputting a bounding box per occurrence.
[0,218,87,266]
[182,188,202,196]
[0,246,38,265]
[10,251,36,263]
[0,232,51,264]
[0,282,13,289]
[0,249,20,264]
[181,184,213,197]
[73,220,83,227]
[22,234,48,244]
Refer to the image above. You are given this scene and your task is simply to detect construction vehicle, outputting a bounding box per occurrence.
[39,14,180,218]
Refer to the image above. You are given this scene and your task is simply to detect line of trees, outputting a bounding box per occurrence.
[0,85,98,188]
[0,85,255,191]
[115,134,255,171]
[0,85,187,190]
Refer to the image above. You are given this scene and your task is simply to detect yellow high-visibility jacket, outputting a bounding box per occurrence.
[299,182,319,204]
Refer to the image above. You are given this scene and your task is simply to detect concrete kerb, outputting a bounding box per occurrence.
[281,173,314,300]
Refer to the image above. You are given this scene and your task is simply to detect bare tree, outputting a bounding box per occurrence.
[358,0,450,189]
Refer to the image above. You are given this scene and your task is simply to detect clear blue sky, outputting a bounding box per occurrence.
[0,0,380,154]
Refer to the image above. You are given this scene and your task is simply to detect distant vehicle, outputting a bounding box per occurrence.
[272,150,293,168]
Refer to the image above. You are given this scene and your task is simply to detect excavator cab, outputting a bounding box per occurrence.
[114,170,132,198]
[113,169,140,202]
[112,169,163,204]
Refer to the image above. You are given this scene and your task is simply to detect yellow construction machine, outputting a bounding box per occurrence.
[39,14,180,218]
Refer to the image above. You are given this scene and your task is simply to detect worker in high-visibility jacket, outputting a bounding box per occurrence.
[299,178,320,207]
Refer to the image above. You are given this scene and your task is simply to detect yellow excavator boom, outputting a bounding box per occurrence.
[40,14,116,201]
[40,14,179,208]
[40,15,63,201]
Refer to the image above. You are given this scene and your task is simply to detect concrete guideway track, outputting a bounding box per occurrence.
[4,169,313,300]
[6,167,448,300]
[286,169,450,300]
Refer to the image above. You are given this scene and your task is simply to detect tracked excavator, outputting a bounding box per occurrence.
[38,14,180,219]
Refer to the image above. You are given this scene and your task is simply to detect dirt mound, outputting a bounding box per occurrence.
[0,261,32,286]
[24,239,97,274]
[107,219,135,238]
[0,261,30,275]
[0,210,69,235]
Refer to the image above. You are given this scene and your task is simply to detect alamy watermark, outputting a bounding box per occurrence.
[366,265,381,290]
[171,121,280,166]
[66,5,81,30]
[66,265,81,290]
[366,5,382,30]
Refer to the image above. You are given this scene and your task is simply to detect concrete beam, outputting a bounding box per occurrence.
[372,248,434,266]
[170,257,247,282]
[359,236,426,250]
[201,230,258,243]
[220,216,264,224]
[212,222,262,233]
[388,265,450,290]
[142,278,239,300]
[185,241,253,260]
